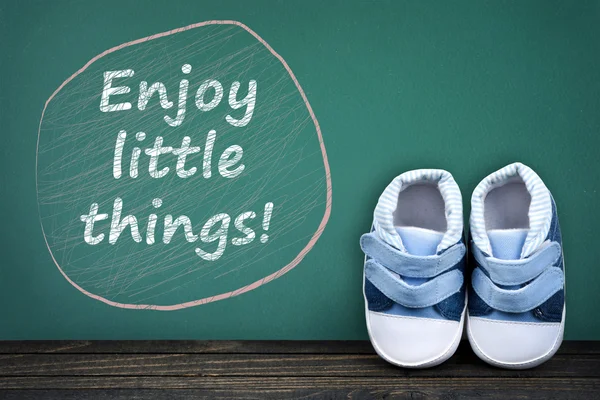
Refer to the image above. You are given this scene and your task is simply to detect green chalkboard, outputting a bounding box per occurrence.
[1,0,600,339]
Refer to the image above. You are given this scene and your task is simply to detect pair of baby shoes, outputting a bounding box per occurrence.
[360,162,565,369]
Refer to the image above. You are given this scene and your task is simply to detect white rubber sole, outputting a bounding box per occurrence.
[365,304,465,368]
[467,254,566,369]
[466,306,565,369]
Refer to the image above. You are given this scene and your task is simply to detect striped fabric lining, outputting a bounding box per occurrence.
[470,162,552,259]
[373,169,463,254]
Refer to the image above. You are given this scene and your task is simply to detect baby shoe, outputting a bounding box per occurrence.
[467,162,565,369]
[360,169,466,368]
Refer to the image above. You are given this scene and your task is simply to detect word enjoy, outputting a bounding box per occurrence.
[100,64,257,128]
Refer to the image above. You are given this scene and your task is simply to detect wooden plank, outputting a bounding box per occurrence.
[0,340,374,355]
[0,340,598,355]
[0,385,599,400]
[0,351,598,378]
[0,341,598,398]
[0,377,597,396]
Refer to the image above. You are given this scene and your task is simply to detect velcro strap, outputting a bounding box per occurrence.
[472,241,561,285]
[360,232,465,278]
[471,267,564,313]
[365,259,463,308]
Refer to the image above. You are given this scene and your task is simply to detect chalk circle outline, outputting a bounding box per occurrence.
[36,20,332,311]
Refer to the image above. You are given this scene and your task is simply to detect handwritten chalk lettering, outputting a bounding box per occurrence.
[99,65,257,128]
[79,203,108,245]
[195,213,230,261]
[231,211,256,246]
[113,129,244,180]
[108,197,142,245]
[195,80,223,111]
[146,198,163,245]
[226,80,257,127]
[100,70,135,112]
[79,199,275,261]
[164,64,192,127]
[90,62,265,262]
[145,136,174,179]
[36,20,333,309]
[164,214,198,244]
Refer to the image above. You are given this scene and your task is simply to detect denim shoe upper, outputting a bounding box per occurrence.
[468,162,565,323]
[361,169,467,322]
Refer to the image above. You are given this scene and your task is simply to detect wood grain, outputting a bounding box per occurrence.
[0,341,598,399]
[1,340,598,354]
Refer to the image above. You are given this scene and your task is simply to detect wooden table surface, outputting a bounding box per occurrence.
[0,340,598,399]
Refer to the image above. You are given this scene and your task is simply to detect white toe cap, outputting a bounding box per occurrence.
[366,311,463,368]
[467,315,564,369]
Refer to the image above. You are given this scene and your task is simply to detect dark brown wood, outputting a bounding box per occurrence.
[0,378,598,399]
[0,351,598,378]
[0,341,598,399]
[0,340,376,354]
[0,339,598,354]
